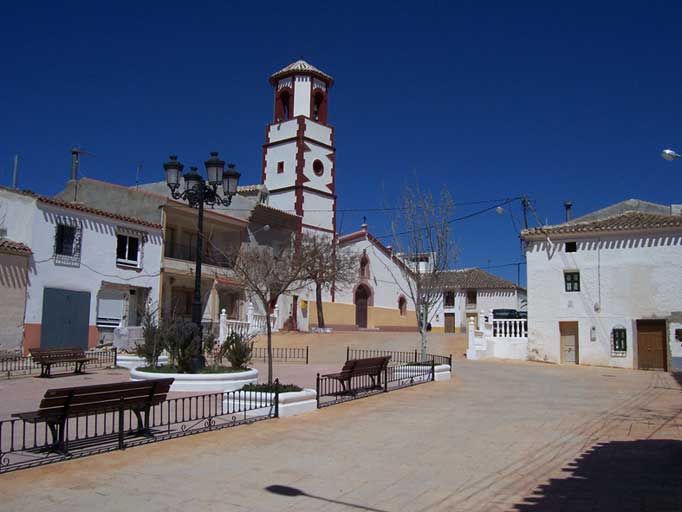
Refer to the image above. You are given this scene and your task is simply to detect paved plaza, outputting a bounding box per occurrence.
[1,346,681,511]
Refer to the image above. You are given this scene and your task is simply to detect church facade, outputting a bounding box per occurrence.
[262,60,418,331]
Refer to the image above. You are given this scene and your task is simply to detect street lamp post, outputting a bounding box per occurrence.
[163,152,241,366]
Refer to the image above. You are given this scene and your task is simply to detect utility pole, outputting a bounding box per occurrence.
[521,195,529,230]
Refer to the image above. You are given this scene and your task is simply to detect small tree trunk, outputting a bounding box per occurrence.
[316,282,325,329]
[266,313,273,385]
[420,303,428,359]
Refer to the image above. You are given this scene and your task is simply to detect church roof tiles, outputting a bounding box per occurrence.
[269,60,334,84]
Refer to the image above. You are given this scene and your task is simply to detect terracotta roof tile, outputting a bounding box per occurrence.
[269,60,333,84]
[36,197,162,229]
[440,268,521,290]
[0,185,162,230]
[522,211,682,238]
[0,239,32,256]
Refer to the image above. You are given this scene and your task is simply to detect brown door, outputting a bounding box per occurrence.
[636,320,667,370]
[444,313,455,333]
[559,321,579,364]
[355,286,368,328]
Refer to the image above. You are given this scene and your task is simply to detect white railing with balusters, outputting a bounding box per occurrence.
[219,302,279,342]
[492,319,528,339]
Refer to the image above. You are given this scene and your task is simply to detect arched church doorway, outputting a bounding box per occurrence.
[355,285,370,328]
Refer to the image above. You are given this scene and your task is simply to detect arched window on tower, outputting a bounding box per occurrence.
[277,90,291,121]
[313,91,324,122]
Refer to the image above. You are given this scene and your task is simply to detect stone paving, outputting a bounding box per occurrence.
[2,358,681,511]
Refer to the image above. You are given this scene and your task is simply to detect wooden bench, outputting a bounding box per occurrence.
[12,378,174,454]
[323,356,391,393]
[29,347,92,377]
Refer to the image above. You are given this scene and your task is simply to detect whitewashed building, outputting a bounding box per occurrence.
[430,268,526,333]
[0,186,163,353]
[522,199,682,371]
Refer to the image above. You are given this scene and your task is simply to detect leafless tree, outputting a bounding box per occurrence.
[300,233,359,330]
[390,180,454,358]
[229,236,307,384]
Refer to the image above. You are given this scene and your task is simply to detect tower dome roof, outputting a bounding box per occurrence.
[269,59,334,85]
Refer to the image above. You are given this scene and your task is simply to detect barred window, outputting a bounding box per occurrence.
[54,222,82,265]
[612,328,627,354]
[564,271,580,292]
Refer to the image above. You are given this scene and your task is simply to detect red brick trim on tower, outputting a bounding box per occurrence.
[294,117,306,219]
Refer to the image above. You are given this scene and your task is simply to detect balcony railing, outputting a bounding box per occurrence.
[164,243,235,268]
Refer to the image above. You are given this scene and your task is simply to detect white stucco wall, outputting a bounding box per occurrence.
[431,289,522,331]
[263,140,298,191]
[267,119,298,143]
[300,190,334,232]
[525,231,682,369]
[293,75,311,117]
[304,119,332,146]
[334,235,416,312]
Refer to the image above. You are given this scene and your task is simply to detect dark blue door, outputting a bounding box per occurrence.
[40,288,91,349]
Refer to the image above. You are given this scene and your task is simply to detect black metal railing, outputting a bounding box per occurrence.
[252,346,309,364]
[316,361,436,408]
[0,384,279,473]
[164,242,235,268]
[346,347,451,368]
[0,348,118,379]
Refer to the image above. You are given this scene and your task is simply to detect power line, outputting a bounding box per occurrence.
[373,196,525,240]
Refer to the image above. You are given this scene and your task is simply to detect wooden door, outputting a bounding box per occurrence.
[636,320,667,370]
[559,321,579,364]
[355,286,368,328]
[444,313,455,333]
[41,288,91,350]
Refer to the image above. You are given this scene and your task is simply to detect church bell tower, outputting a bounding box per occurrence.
[261,60,336,234]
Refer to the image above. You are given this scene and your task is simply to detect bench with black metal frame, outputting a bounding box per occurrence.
[322,356,391,394]
[29,347,93,378]
[11,378,174,454]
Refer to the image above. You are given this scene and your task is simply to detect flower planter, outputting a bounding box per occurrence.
[223,388,317,418]
[117,354,169,371]
[130,367,258,392]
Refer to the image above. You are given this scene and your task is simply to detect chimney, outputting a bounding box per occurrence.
[563,201,573,222]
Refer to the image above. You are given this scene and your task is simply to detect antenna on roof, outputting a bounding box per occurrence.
[11,154,19,189]
[136,161,143,189]
[70,147,95,202]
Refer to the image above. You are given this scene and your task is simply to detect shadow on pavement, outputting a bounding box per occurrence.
[266,484,388,512]
[514,440,682,511]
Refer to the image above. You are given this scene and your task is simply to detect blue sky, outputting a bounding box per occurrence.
[1,1,681,285]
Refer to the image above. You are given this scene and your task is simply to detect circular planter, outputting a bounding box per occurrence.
[117,354,169,371]
[130,367,258,392]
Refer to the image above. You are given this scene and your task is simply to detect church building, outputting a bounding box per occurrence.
[262,60,418,331]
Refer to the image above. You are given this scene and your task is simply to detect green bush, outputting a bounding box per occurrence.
[242,382,302,393]
[163,319,202,373]
[135,310,164,367]
[217,332,255,370]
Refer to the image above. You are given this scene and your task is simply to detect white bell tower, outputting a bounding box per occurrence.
[261,60,336,235]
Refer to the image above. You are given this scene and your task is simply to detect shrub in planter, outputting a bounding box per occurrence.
[216,332,255,370]
[242,382,302,393]
[163,319,202,373]
[135,310,164,367]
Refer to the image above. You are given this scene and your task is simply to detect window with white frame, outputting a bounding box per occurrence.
[116,233,141,267]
